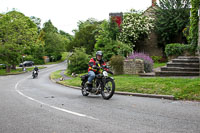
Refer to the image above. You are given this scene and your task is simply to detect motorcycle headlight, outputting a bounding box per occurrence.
[103,71,108,77]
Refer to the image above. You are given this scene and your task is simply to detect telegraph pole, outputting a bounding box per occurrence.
[198,4,200,76]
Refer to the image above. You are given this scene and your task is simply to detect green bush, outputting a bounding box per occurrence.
[165,43,195,57]
[110,55,124,75]
[34,59,45,65]
[151,56,162,63]
[68,47,90,74]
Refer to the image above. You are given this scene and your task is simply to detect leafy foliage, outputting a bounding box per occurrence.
[151,56,163,63]
[42,20,69,61]
[68,48,90,74]
[119,10,154,47]
[95,20,132,61]
[189,0,200,46]
[110,55,124,75]
[165,43,196,57]
[0,10,38,72]
[70,18,100,54]
[154,0,190,46]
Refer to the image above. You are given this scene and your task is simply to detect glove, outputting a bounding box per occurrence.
[92,65,97,69]
[108,70,113,75]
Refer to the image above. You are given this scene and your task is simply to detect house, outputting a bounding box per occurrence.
[136,0,163,56]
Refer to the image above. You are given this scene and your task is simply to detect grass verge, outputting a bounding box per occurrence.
[58,74,200,101]
[0,66,46,75]
[50,70,63,79]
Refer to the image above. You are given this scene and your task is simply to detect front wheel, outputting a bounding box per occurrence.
[32,74,35,79]
[81,81,89,96]
[101,79,115,100]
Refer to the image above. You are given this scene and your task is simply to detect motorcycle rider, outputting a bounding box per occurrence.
[33,66,39,75]
[87,51,108,90]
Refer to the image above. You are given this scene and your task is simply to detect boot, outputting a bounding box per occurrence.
[86,81,92,91]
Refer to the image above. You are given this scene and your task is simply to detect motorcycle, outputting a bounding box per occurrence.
[80,65,115,100]
[32,70,38,79]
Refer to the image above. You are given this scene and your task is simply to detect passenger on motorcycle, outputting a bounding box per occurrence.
[87,51,108,90]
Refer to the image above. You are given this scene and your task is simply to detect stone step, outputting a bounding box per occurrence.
[178,56,200,60]
[161,66,199,72]
[139,73,155,77]
[155,71,200,76]
[167,62,199,68]
[172,58,199,63]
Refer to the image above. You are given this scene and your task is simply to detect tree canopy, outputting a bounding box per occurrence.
[0,10,38,71]
[154,0,190,47]
[69,18,100,54]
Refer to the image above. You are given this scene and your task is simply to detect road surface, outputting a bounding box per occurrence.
[0,62,200,133]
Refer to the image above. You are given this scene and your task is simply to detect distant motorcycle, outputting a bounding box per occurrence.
[80,65,115,100]
[32,70,38,79]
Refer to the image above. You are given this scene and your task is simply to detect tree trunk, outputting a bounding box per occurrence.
[11,64,16,70]
[6,66,11,73]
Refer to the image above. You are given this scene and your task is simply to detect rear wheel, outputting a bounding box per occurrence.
[101,79,115,100]
[81,81,89,96]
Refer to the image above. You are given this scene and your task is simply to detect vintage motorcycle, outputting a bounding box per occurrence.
[80,65,115,100]
[32,70,38,79]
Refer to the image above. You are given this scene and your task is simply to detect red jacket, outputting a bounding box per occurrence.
[88,58,107,73]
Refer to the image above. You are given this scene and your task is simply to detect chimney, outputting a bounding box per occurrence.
[152,0,156,7]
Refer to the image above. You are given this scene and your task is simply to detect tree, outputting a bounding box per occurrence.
[70,18,100,54]
[119,10,154,48]
[30,16,41,32]
[44,32,66,61]
[42,20,68,61]
[43,20,58,33]
[59,30,73,52]
[0,10,38,72]
[154,0,190,47]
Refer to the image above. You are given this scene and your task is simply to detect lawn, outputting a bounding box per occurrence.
[57,74,200,101]
[153,62,166,68]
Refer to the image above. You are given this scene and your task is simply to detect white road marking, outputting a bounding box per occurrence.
[15,75,99,121]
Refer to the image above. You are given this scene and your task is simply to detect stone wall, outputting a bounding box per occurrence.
[136,31,163,56]
[123,59,144,75]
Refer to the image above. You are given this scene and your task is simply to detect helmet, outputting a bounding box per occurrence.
[96,51,103,57]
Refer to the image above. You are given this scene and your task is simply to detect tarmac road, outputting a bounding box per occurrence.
[0,62,200,133]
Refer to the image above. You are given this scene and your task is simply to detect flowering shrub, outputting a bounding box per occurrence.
[127,52,154,73]
[95,20,132,61]
[119,10,154,47]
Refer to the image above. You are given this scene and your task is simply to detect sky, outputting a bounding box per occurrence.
[0,0,152,34]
